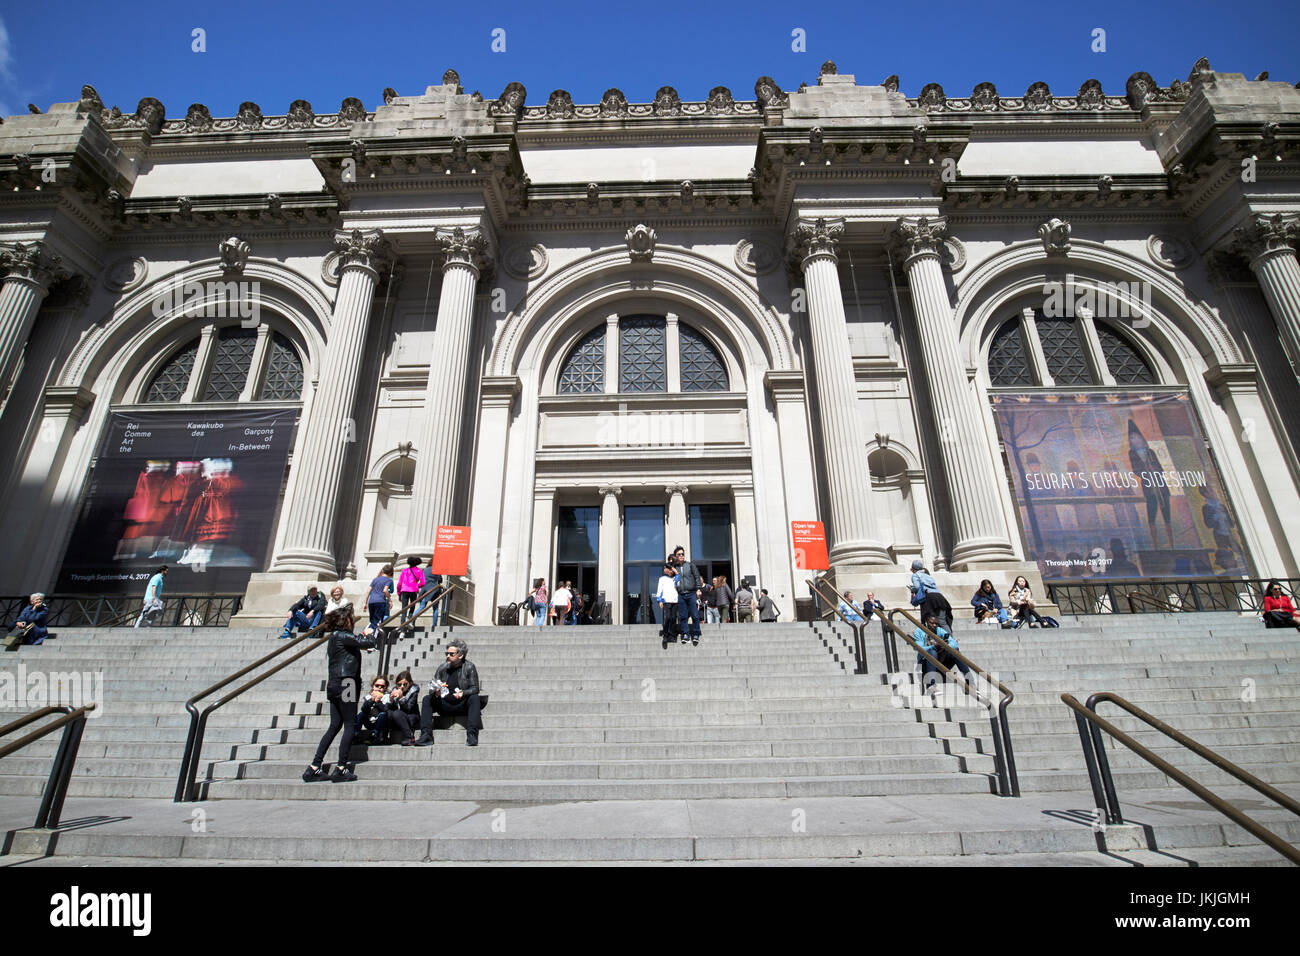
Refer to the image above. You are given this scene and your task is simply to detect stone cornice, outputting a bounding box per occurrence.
[763,369,806,401]
[479,375,521,408]
[1204,362,1260,395]
[119,191,339,230]
[943,174,1173,211]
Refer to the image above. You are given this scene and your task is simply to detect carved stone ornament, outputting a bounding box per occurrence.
[600,88,629,117]
[334,229,394,275]
[1024,81,1052,111]
[680,180,694,199]
[321,250,341,287]
[184,103,213,132]
[0,240,69,289]
[235,101,263,131]
[1038,217,1072,256]
[586,183,600,202]
[792,218,844,264]
[1232,213,1300,262]
[626,223,658,262]
[1097,174,1113,198]
[266,193,282,217]
[882,75,899,93]
[493,82,527,117]
[79,84,104,114]
[819,60,837,77]
[177,197,193,221]
[339,97,367,122]
[435,226,491,273]
[286,99,315,129]
[890,217,948,263]
[219,236,251,274]
[706,86,735,113]
[383,87,398,106]
[1077,79,1105,111]
[546,90,575,119]
[1146,234,1192,271]
[754,76,788,110]
[1188,57,1214,87]
[102,255,148,293]
[652,86,681,116]
[1125,71,1159,110]
[1004,175,1020,199]
[942,237,968,273]
[918,83,946,110]
[442,69,462,91]
[135,97,165,135]
[735,238,780,276]
[503,243,548,280]
[970,82,999,111]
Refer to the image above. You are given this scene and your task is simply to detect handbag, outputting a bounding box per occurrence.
[4,627,25,649]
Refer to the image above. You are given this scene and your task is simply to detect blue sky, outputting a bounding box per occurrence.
[2,1,1298,119]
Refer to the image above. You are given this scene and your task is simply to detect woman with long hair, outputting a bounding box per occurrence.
[302,607,378,783]
[1008,575,1046,628]
[1262,580,1300,630]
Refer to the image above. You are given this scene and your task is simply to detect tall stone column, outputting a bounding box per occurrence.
[598,485,622,623]
[892,217,1015,567]
[0,241,67,399]
[666,484,689,556]
[271,229,393,574]
[407,227,493,556]
[1234,213,1300,369]
[790,219,890,566]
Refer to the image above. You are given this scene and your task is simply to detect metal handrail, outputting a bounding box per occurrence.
[379,582,457,677]
[886,607,1020,798]
[805,578,868,673]
[1062,692,1300,865]
[0,704,96,827]
[173,584,456,803]
[1126,591,1182,614]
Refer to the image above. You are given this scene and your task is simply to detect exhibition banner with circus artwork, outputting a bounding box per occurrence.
[990,392,1248,580]
[57,408,298,594]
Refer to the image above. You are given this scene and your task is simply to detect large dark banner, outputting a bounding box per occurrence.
[57,408,298,594]
[991,392,1248,580]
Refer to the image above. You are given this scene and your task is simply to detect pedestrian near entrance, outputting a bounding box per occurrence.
[302,607,378,783]
[398,556,426,625]
[134,565,168,628]
[280,586,326,639]
[1263,580,1300,630]
[712,576,733,624]
[551,581,572,625]
[734,581,755,622]
[757,588,780,622]
[656,564,681,648]
[912,612,972,697]
[672,546,704,644]
[367,564,394,630]
[530,578,548,626]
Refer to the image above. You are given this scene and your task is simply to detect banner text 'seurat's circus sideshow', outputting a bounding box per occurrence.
[990,392,1248,581]
[57,408,299,594]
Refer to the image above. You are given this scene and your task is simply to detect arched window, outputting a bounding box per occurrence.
[619,316,667,392]
[557,326,606,394]
[986,311,1156,387]
[142,326,305,404]
[680,324,728,392]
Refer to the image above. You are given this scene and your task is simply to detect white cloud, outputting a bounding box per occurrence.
[0,17,12,84]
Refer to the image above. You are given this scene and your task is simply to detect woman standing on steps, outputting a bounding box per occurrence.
[303,607,378,783]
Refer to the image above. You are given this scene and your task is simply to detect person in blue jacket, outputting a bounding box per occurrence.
[7,593,48,649]
[912,612,972,694]
[971,579,1010,626]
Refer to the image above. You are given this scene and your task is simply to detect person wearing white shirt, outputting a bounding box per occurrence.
[323,584,350,616]
[551,584,573,625]
[837,590,864,624]
[655,564,680,649]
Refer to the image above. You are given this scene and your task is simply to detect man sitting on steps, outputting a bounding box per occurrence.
[413,637,484,747]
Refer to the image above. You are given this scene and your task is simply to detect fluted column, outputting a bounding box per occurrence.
[892,217,1015,567]
[790,219,890,566]
[406,227,493,556]
[598,485,623,623]
[0,241,68,397]
[666,484,689,556]
[271,229,393,574]
[1234,213,1300,369]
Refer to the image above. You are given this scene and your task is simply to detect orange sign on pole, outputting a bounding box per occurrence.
[431,525,471,576]
[791,521,829,571]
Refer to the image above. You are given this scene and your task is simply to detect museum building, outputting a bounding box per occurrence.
[1,59,1299,625]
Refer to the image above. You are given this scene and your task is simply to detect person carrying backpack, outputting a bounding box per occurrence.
[672,546,704,645]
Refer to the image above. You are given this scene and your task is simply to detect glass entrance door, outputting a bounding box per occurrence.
[556,505,599,624]
[624,505,666,625]
[690,503,735,617]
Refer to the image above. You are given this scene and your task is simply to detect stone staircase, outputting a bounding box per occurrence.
[0,614,1297,865]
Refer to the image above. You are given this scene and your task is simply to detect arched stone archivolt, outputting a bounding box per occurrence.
[489,245,797,379]
[58,258,332,399]
[954,240,1246,375]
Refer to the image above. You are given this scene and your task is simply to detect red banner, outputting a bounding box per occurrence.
[431,525,471,576]
[791,521,829,571]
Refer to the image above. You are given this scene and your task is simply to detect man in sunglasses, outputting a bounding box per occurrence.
[413,637,483,747]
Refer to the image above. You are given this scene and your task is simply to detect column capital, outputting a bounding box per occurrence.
[0,240,69,292]
[890,217,948,268]
[788,218,844,269]
[42,385,96,421]
[480,375,521,408]
[599,484,623,499]
[1204,362,1260,397]
[435,226,494,277]
[664,483,688,498]
[763,369,805,402]
[1233,213,1300,267]
[334,229,394,279]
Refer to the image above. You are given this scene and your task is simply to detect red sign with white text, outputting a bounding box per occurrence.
[791,521,829,571]
[431,525,471,576]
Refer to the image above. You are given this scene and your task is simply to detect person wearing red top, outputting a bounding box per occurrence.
[1262,580,1300,630]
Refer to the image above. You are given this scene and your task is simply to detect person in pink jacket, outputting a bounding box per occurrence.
[398,556,427,625]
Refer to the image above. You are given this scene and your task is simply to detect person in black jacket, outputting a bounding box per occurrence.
[280,586,326,639]
[388,669,421,745]
[413,637,483,747]
[303,607,377,782]
[672,546,704,645]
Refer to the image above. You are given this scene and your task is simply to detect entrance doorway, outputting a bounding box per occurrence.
[690,503,735,619]
[556,506,599,624]
[624,504,666,624]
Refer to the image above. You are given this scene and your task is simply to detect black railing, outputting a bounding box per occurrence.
[806,577,869,674]
[1062,692,1300,865]
[886,608,1020,798]
[0,594,243,629]
[1046,577,1300,616]
[0,704,96,828]
[174,581,460,802]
